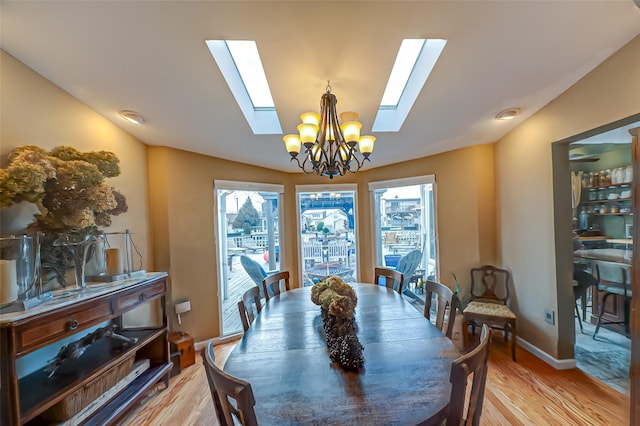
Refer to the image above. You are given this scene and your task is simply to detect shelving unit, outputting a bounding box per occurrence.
[0,273,171,425]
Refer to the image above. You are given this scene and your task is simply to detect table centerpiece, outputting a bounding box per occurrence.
[310,276,364,370]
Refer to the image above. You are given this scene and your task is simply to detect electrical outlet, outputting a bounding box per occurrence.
[544,308,555,325]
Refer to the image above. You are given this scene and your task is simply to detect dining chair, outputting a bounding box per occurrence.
[593,262,631,339]
[203,342,259,426]
[200,344,229,426]
[262,270,290,301]
[447,324,491,426]
[238,286,262,332]
[374,267,404,294]
[424,280,457,339]
[462,265,517,361]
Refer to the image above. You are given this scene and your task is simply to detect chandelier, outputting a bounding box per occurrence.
[282,82,376,179]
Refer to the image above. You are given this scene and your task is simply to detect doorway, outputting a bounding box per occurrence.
[296,184,358,286]
[214,180,284,336]
[369,176,439,304]
[559,120,638,395]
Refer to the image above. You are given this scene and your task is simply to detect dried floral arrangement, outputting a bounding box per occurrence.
[311,276,364,370]
[0,145,128,285]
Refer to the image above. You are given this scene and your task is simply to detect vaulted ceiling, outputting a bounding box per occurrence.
[2,1,639,173]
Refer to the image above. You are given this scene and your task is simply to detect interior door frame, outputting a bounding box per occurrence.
[551,114,639,423]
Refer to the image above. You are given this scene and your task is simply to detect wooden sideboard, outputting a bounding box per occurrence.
[0,272,172,425]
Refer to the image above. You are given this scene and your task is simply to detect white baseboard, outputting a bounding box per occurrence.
[517,337,576,370]
[194,333,242,351]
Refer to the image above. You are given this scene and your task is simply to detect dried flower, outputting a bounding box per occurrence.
[1,145,128,286]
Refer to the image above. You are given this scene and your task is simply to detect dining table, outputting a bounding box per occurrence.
[223,282,460,425]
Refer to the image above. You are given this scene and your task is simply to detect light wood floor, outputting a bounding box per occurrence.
[117,336,629,426]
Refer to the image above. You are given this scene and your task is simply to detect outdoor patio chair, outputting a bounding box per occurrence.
[240,255,268,298]
[395,249,422,291]
[241,237,262,253]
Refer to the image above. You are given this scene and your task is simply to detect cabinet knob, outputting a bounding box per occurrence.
[138,293,147,301]
[67,319,79,330]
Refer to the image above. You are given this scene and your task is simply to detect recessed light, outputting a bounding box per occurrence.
[119,110,145,125]
[495,108,521,120]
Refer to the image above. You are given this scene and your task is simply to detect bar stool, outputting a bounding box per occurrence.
[593,262,631,339]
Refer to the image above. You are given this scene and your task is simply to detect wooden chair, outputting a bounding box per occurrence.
[374,267,404,294]
[424,280,457,339]
[462,265,517,361]
[262,270,290,301]
[200,344,229,426]
[593,262,631,339]
[447,324,491,426]
[238,286,262,332]
[203,342,259,426]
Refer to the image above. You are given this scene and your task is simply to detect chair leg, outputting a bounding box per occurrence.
[574,300,583,334]
[510,321,517,362]
[593,293,612,340]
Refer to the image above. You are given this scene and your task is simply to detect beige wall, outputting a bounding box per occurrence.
[495,35,640,358]
[0,50,152,269]
[146,147,292,338]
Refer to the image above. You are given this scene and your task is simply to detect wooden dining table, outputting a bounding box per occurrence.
[223,282,459,425]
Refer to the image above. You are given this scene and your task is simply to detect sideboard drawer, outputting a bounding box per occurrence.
[114,280,165,313]
[16,300,112,354]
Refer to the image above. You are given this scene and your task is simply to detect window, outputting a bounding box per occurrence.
[369,176,439,300]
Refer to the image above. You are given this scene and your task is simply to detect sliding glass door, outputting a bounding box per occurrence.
[369,176,438,302]
[296,184,358,286]
[214,180,284,336]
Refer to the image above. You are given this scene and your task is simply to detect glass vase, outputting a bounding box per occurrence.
[54,234,103,290]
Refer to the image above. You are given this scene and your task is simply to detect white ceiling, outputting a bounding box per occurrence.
[2,1,640,173]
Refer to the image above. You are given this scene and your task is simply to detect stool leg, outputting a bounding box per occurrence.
[593,293,612,340]
[575,300,583,334]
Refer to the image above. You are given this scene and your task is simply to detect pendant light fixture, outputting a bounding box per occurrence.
[283,82,375,179]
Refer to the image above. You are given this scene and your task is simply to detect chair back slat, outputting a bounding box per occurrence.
[595,262,630,295]
[424,280,457,339]
[201,345,230,426]
[470,265,510,304]
[374,267,404,294]
[262,270,291,301]
[238,286,262,331]
[447,324,490,425]
[204,342,259,426]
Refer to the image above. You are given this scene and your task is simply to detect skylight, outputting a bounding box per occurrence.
[225,41,274,108]
[206,40,281,134]
[380,39,425,107]
[373,39,447,132]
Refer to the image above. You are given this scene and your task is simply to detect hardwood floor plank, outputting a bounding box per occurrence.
[118,336,629,425]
